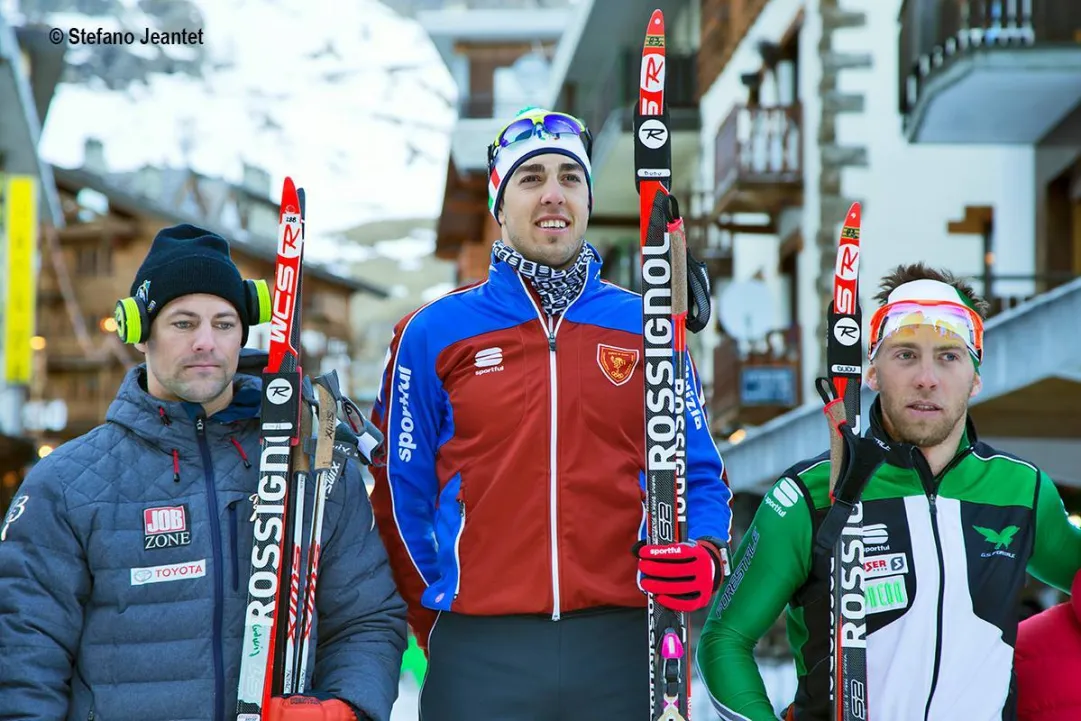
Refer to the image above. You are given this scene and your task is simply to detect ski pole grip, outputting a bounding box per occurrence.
[816,378,847,494]
[313,370,342,400]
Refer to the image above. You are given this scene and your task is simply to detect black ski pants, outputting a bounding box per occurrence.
[419,606,650,720]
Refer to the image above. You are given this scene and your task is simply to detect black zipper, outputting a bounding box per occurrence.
[195,414,225,721]
[915,446,973,719]
[227,500,240,592]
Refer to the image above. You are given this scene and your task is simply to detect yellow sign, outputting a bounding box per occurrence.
[3,175,38,385]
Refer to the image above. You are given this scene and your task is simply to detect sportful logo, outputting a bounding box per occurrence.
[974,524,1020,559]
[862,523,890,551]
[764,478,802,517]
[474,347,504,376]
[397,366,417,462]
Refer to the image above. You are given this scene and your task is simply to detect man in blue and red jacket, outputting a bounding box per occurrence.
[369,107,733,719]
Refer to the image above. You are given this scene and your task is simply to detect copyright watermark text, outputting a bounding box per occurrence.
[49,27,205,46]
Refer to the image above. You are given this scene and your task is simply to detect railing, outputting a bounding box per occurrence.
[982,271,1078,317]
[580,50,699,137]
[714,104,801,208]
[698,0,771,98]
[899,0,1081,116]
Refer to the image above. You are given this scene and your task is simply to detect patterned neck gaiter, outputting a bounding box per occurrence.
[492,239,597,316]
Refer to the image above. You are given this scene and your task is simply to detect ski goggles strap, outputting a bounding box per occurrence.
[487,110,592,168]
[868,300,984,364]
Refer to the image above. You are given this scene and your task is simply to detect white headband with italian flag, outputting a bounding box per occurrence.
[487,131,592,224]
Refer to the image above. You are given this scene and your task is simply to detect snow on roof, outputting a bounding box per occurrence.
[25,0,458,240]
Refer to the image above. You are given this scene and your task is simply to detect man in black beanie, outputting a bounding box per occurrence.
[0,224,408,721]
[128,223,259,415]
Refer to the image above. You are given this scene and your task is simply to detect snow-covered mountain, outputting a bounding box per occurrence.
[4,0,457,240]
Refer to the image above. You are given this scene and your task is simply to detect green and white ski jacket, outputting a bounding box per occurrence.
[697,400,1081,721]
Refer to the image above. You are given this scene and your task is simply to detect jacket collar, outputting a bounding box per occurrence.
[486,241,605,299]
[865,395,978,471]
[105,354,263,452]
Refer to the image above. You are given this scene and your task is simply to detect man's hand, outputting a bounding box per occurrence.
[266,694,365,721]
[634,538,728,612]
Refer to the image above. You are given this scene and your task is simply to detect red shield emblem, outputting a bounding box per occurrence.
[597,344,640,387]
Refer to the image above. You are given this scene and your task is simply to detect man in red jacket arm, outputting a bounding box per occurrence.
[1015,570,1081,720]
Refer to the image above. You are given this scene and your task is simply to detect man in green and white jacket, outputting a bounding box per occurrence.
[697,263,1081,721]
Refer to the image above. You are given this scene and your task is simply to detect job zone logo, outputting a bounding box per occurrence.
[143,504,192,550]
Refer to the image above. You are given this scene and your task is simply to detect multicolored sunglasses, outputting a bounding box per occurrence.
[487,111,593,168]
[868,299,985,363]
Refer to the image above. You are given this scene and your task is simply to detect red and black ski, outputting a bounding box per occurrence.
[815,202,869,721]
[635,9,692,721]
[237,177,306,720]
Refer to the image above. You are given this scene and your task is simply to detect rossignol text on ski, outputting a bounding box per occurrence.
[634,9,689,720]
[815,202,870,721]
[236,177,306,719]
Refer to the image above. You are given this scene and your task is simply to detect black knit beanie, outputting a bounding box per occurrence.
[131,224,251,344]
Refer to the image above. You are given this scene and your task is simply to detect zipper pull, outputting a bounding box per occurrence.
[195,416,206,436]
[929,493,938,516]
[249,492,259,522]
[548,333,557,351]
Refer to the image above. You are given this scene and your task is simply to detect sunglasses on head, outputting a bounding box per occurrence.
[868,300,984,362]
[487,111,593,168]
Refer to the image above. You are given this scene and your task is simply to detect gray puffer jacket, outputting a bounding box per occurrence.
[0,357,407,721]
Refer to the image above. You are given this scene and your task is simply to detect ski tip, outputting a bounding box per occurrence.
[845,201,861,226]
[648,8,664,34]
[279,177,300,215]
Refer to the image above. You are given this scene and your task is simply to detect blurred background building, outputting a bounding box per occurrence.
[2,0,1081,717]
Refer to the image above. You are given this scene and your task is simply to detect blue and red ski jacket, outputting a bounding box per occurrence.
[369,247,733,643]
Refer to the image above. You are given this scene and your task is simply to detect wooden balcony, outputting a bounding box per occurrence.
[709,325,802,436]
[900,0,1081,143]
[698,0,771,98]
[713,104,802,219]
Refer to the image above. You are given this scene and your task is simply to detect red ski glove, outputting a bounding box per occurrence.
[634,538,728,612]
[266,695,363,721]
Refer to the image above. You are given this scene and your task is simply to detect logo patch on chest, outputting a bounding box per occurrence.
[474,347,504,376]
[973,524,1020,559]
[865,574,909,614]
[864,552,908,578]
[143,504,192,550]
[130,558,206,586]
[597,344,640,386]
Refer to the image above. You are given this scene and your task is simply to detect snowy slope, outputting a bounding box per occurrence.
[4,0,457,239]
